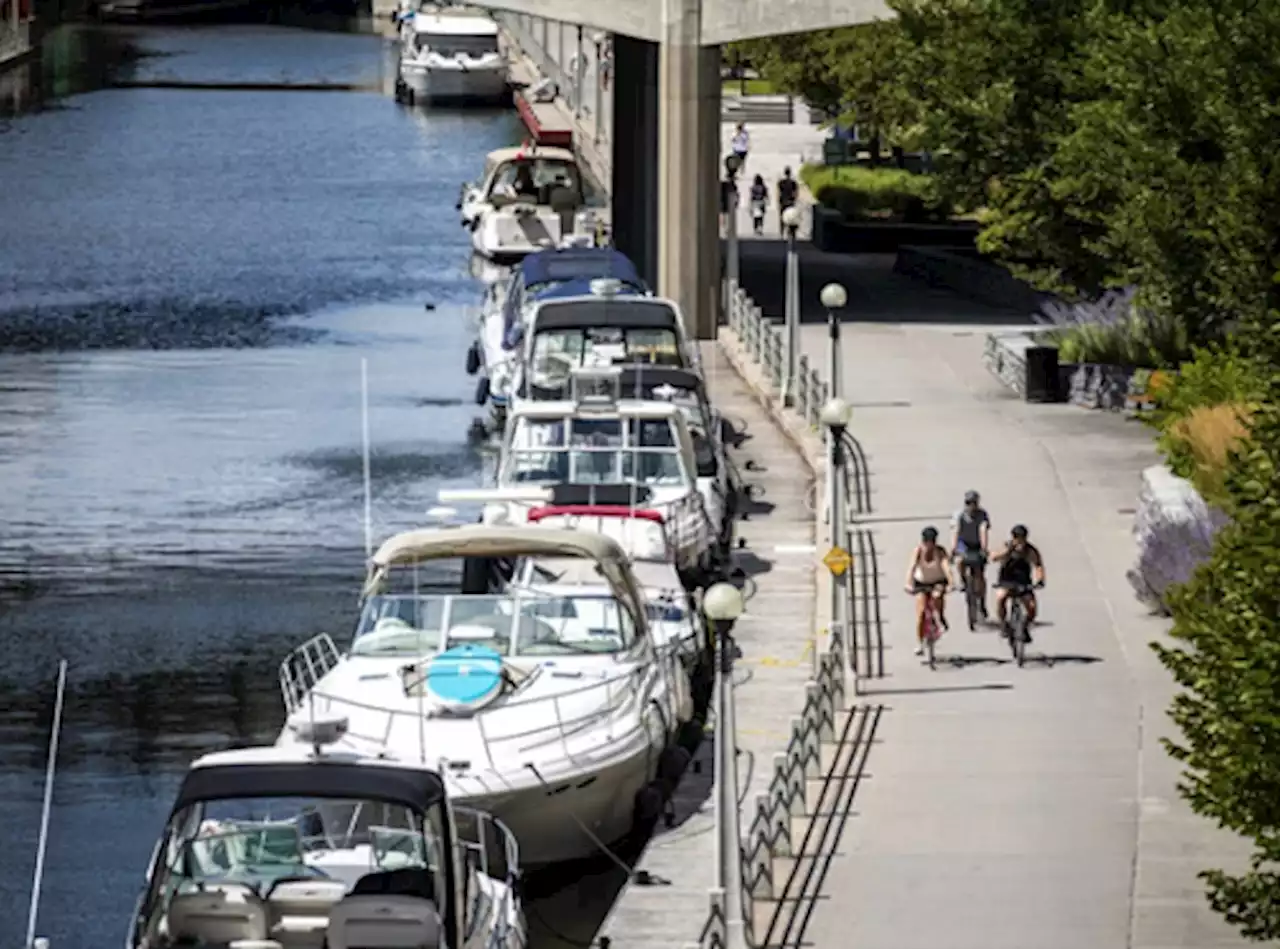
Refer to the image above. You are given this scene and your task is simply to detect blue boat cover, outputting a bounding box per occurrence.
[518,247,645,291]
[426,644,505,709]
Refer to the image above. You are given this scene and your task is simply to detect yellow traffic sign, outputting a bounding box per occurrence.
[823,546,853,577]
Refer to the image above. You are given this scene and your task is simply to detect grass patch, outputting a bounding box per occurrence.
[721,78,776,96]
[800,163,950,222]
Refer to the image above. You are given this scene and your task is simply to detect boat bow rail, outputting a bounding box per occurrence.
[292,661,671,774]
[279,633,342,713]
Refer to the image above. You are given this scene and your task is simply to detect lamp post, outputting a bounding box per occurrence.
[724,154,743,298]
[780,205,801,405]
[820,282,847,400]
[820,397,853,680]
[704,581,749,949]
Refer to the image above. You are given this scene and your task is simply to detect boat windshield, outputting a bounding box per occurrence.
[416,31,498,56]
[351,591,638,657]
[143,793,445,923]
[489,158,581,203]
[501,415,687,487]
[530,326,683,381]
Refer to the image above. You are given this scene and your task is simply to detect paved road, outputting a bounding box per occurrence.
[775,257,1261,949]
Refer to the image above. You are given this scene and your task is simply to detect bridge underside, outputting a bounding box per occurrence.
[478,0,891,45]
[492,0,891,338]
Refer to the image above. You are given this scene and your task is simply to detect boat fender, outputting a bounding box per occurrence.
[465,342,482,376]
[474,377,490,406]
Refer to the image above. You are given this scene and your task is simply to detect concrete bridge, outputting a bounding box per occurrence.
[483,0,891,338]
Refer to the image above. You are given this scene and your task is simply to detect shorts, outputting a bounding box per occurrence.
[954,543,986,565]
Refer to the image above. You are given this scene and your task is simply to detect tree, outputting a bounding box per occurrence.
[730,24,920,157]
[1053,0,1280,341]
[889,0,1117,297]
[1155,313,1280,940]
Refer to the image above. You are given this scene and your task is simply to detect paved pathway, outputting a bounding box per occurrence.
[722,123,826,242]
[767,257,1264,949]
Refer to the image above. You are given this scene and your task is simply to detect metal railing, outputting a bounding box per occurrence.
[695,276,886,948]
[723,280,829,429]
[452,805,527,949]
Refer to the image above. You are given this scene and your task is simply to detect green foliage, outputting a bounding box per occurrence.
[1144,347,1266,507]
[1155,316,1280,941]
[1047,308,1190,369]
[800,164,949,221]
[729,23,920,145]
[1052,1,1280,343]
[888,0,1116,298]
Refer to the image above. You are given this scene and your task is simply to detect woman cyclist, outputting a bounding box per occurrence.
[992,524,1046,640]
[904,526,954,655]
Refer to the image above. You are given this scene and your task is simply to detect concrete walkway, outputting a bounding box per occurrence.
[771,258,1263,949]
[724,123,825,242]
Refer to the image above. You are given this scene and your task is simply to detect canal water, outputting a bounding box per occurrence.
[0,22,620,948]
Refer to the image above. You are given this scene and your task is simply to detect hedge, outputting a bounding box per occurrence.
[800,164,950,223]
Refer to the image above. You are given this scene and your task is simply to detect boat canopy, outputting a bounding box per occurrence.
[174,751,446,814]
[367,525,647,621]
[518,247,644,291]
[531,297,680,331]
[410,12,499,35]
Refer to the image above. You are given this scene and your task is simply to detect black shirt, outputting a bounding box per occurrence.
[997,544,1040,586]
[777,177,798,207]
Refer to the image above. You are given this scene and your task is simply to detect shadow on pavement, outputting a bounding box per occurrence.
[733,243,1034,327]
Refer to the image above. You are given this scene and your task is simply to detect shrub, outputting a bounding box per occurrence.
[1145,347,1266,507]
[1035,286,1193,368]
[801,164,950,222]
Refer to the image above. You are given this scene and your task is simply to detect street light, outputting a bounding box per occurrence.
[780,206,802,406]
[703,580,749,949]
[820,397,853,686]
[723,156,743,300]
[820,281,847,400]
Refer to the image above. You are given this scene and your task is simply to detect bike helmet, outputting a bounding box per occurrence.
[1011,524,1028,539]
[921,526,939,542]
[964,490,980,504]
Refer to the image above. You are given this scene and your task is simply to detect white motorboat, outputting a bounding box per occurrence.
[397,12,508,106]
[481,384,722,583]
[460,146,607,263]
[276,525,692,868]
[512,505,703,668]
[466,247,648,421]
[127,725,525,949]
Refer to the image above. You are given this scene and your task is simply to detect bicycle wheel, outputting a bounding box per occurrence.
[926,612,937,669]
[1006,599,1022,661]
[965,568,980,631]
[1011,601,1027,666]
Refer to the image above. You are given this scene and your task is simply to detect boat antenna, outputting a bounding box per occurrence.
[361,357,374,561]
[25,659,68,949]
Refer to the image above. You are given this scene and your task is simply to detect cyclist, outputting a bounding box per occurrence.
[903,526,954,655]
[950,489,990,617]
[992,524,1046,640]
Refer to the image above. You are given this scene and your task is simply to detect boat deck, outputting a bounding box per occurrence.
[596,342,819,947]
[507,55,573,149]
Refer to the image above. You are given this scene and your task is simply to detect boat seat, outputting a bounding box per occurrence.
[167,882,270,945]
[266,879,348,949]
[327,895,443,949]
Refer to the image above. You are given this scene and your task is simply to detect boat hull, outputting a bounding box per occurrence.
[454,740,661,867]
[400,61,508,106]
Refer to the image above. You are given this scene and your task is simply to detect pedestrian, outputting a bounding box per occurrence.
[720,172,738,235]
[749,174,768,236]
[731,123,750,169]
[777,166,798,236]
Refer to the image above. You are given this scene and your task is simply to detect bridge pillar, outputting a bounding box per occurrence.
[610,36,660,289]
[658,0,720,339]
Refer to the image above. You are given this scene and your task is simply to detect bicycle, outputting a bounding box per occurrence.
[913,580,947,670]
[958,552,987,631]
[999,580,1043,667]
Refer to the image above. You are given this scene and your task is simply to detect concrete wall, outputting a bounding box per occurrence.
[1,18,32,71]
[476,0,892,43]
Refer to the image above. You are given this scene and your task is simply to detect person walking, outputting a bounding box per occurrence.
[731,123,750,170]
[777,166,798,236]
[749,174,768,236]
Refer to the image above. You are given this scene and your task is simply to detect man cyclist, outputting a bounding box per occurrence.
[950,489,990,618]
[992,525,1046,641]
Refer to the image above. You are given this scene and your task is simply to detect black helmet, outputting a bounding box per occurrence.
[921,526,939,542]
[1011,524,1028,539]
[964,490,980,504]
